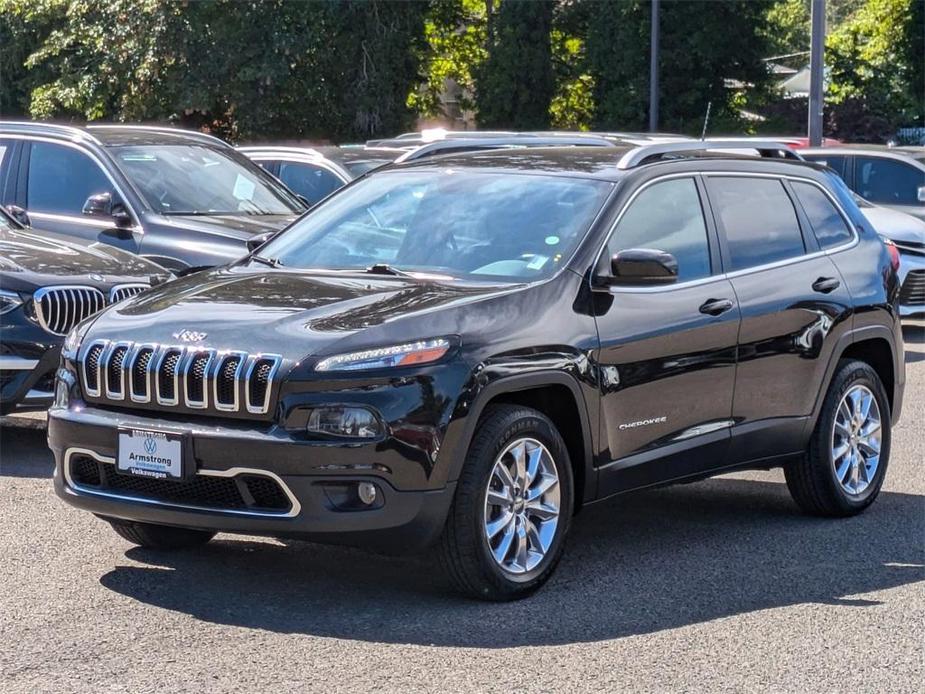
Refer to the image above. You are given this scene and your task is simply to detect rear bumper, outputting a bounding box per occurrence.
[48,407,455,553]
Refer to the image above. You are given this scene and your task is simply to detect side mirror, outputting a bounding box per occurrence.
[5,204,31,228]
[246,231,275,252]
[82,192,113,218]
[917,185,925,203]
[607,248,678,285]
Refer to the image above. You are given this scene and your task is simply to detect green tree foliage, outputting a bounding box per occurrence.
[2,0,427,141]
[826,0,923,139]
[475,0,555,129]
[0,0,63,117]
[586,0,777,134]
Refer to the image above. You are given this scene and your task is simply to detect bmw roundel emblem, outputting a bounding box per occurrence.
[143,437,158,455]
[89,273,104,282]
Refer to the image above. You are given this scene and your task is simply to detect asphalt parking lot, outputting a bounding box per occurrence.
[1,326,922,693]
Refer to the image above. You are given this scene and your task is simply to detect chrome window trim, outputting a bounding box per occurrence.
[33,285,106,335]
[154,346,184,406]
[212,350,247,412]
[103,341,132,401]
[2,134,143,232]
[62,447,301,519]
[591,171,860,295]
[128,343,158,404]
[80,339,109,398]
[182,348,216,409]
[244,354,283,415]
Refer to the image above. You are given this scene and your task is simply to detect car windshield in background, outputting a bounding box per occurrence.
[343,159,393,176]
[112,145,301,216]
[259,170,613,281]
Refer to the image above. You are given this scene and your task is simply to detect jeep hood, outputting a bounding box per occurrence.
[84,266,513,361]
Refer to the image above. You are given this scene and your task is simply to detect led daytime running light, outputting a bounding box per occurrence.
[315,338,450,372]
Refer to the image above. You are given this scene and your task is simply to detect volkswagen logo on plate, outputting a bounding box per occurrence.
[172,329,207,343]
[143,437,158,455]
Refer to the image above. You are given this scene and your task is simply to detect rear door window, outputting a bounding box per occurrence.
[791,181,854,249]
[856,156,925,205]
[27,141,111,215]
[708,177,806,271]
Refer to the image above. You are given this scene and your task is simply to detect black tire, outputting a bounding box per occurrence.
[785,359,891,517]
[107,519,216,549]
[438,404,574,601]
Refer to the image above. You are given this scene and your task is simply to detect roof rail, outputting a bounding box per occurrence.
[237,145,325,158]
[85,124,229,147]
[0,120,100,144]
[616,139,803,169]
[395,135,618,163]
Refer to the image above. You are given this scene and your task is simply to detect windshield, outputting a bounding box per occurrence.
[343,159,393,176]
[112,144,303,215]
[258,170,612,281]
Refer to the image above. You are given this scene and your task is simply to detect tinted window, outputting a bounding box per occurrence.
[804,154,849,181]
[607,178,711,281]
[856,157,925,205]
[260,170,612,281]
[792,181,853,249]
[709,177,805,271]
[278,162,344,204]
[27,142,111,214]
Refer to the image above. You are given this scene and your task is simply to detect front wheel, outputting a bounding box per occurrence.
[785,359,891,517]
[438,404,574,601]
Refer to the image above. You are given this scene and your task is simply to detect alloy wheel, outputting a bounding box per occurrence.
[831,384,882,495]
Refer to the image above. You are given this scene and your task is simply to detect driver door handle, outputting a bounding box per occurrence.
[699,298,735,316]
[812,277,841,294]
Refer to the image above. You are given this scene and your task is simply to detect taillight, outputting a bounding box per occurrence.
[883,238,901,273]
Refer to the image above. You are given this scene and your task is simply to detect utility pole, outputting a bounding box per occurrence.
[808,0,826,146]
[649,0,660,133]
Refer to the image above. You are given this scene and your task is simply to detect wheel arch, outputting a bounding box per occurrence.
[447,372,596,510]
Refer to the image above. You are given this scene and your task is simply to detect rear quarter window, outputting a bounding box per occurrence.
[707,176,806,272]
[791,181,854,249]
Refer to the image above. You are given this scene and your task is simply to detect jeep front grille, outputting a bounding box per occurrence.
[80,340,282,417]
[33,284,149,336]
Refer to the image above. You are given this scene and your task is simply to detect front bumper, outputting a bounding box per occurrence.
[48,406,455,553]
[897,251,925,318]
[0,348,58,413]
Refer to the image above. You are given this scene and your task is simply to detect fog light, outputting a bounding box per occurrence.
[306,406,381,439]
[357,482,378,505]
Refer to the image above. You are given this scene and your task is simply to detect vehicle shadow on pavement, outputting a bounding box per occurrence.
[0,426,53,478]
[99,476,925,647]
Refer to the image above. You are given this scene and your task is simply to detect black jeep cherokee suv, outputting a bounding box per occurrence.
[0,122,305,272]
[49,141,905,600]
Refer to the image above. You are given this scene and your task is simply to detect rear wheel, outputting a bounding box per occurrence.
[107,519,216,549]
[785,359,891,517]
[438,404,573,601]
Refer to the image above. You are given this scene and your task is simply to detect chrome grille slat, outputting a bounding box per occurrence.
[109,283,149,304]
[79,341,282,417]
[33,286,107,336]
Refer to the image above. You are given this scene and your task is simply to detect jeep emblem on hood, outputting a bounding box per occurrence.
[172,329,207,343]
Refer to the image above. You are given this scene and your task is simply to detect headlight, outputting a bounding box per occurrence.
[306,406,382,439]
[0,289,23,315]
[314,338,451,372]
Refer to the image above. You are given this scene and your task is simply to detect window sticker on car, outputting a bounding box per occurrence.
[527,255,549,270]
[233,174,256,201]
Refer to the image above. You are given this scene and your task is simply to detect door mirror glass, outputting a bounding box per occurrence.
[609,248,678,285]
[82,192,112,218]
[246,231,275,252]
[6,204,31,228]
[917,185,925,203]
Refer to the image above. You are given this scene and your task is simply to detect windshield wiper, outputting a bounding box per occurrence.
[365,263,416,278]
[250,255,282,268]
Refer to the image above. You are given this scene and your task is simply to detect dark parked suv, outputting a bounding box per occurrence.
[0,122,305,271]
[49,141,904,600]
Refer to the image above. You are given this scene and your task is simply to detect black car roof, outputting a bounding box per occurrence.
[387,145,826,182]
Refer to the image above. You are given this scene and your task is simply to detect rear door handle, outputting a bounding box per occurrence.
[699,298,735,316]
[812,277,841,294]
